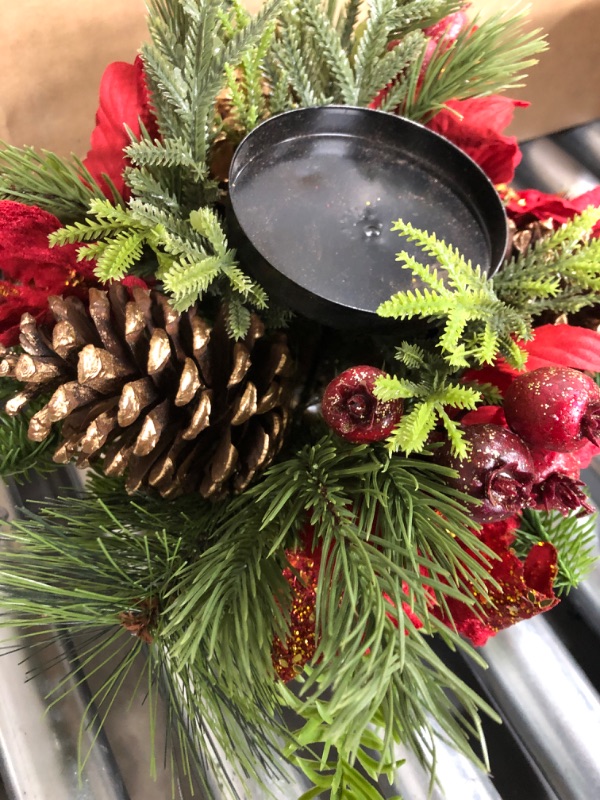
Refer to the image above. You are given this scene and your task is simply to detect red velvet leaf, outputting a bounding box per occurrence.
[427,96,528,184]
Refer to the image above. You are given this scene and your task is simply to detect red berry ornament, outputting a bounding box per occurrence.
[321,366,402,443]
[504,366,600,453]
[437,424,534,523]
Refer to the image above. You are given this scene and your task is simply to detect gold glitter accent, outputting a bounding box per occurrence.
[272,548,319,682]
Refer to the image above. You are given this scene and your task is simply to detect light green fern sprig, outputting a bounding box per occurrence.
[374,342,481,456]
[494,207,600,316]
[378,219,531,370]
[49,199,266,333]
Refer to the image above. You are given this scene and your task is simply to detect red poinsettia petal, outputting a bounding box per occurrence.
[463,364,518,393]
[84,56,158,200]
[505,186,600,235]
[427,96,528,184]
[478,516,520,549]
[568,187,600,214]
[523,325,600,372]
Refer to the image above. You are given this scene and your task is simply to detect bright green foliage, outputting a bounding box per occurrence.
[494,207,600,316]
[0,144,110,221]
[378,219,531,369]
[374,342,482,456]
[515,508,598,595]
[48,198,267,333]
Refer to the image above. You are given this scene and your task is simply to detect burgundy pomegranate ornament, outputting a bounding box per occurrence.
[321,366,403,443]
[437,424,535,523]
[504,366,600,453]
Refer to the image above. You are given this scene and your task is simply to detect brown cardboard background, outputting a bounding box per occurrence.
[0,0,149,157]
[1,1,598,154]
[470,0,600,140]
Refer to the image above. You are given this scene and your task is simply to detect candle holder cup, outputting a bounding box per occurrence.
[228,106,508,331]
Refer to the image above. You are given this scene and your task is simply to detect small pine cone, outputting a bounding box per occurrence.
[1,285,295,499]
[507,217,555,258]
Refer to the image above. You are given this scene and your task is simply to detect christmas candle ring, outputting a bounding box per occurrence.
[228,106,508,330]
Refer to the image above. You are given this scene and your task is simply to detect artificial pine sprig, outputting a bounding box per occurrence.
[0,486,289,799]
[401,8,546,121]
[0,434,500,799]
[494,207,600,316]
[165,435,499,788]
[378,218,531,369]
[374,342,482,456]
[271,1,545,120]
[514,507,598,594]
[0,144,110,222]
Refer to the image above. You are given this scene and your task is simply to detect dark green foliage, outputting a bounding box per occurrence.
[0,144,110,222]
[0,434,499,798]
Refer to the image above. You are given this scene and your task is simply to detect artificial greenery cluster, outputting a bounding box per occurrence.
[0,2,598,800]
[375,210,600,455]
[0,439,501,798]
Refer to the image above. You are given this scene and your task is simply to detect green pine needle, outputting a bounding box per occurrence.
[0,144,112,222]
[0,382,60,484]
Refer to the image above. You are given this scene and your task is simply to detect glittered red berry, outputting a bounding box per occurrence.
[321,366,402,443]
[437,424,534,523]
[504,366,600,453]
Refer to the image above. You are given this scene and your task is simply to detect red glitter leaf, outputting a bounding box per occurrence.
[435,537,559,646]
[272,546,320,682]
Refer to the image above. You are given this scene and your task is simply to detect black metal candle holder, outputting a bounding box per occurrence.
[228,106,508,330]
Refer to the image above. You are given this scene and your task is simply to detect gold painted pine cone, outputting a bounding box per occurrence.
[0,285,295,499]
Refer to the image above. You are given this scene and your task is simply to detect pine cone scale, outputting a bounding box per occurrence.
[230,382,258,425]
[118,377,157,426]
[133,399,170,457]
[183,390,212,440]
[175,358,202,407]
[78,345,133,392]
